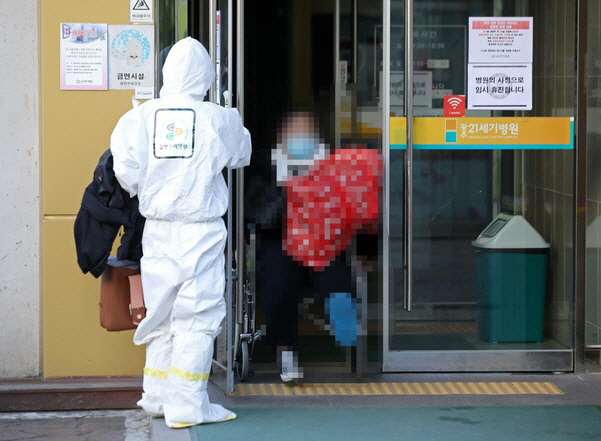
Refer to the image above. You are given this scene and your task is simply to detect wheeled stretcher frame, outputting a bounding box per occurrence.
[211,168,259,394]
[231,228,260,382]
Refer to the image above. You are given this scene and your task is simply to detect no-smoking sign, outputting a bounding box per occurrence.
[443,95,466,117]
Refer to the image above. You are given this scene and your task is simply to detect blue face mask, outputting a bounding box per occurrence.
[286,136,319,160]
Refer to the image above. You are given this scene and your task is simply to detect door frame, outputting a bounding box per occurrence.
[199,0,243,393]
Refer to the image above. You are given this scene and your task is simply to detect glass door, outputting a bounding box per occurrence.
[242,0,386,381]
[383,0,575,371]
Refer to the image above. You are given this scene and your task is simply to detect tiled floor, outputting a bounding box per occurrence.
[155,371,601,441]
[3,372,601,441]
[0,410,150,441]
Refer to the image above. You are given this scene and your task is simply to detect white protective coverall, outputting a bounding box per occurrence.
[110,37,251,428]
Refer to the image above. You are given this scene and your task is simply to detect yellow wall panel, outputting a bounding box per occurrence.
[43,219,145,377]
[42,90,133,215]
[41,1,148,376]
[41,1,136,216]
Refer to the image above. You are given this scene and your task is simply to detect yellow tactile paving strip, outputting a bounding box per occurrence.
[394,324,478,333]
[299,324,476,334]
[229,382,563,396]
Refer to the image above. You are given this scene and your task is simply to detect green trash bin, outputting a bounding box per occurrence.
[473,213,550,343]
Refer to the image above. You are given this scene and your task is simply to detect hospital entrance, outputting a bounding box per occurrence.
[158,0,577,389]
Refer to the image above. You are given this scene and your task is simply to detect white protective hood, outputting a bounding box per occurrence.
[111,38,251,223]
[159,37,215,100]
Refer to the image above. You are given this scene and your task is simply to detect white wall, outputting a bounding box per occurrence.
[0,0,40,378]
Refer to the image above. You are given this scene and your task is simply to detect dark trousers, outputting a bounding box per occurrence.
[256,235,352,351]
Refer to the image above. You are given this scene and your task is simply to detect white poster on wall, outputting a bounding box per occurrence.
[467,64,532,110]
[60,23,108,90]
[108,25,155,91]
[130,0,153,23]
[468,17,533,63]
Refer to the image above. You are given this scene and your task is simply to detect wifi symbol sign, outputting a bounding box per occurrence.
[447,97,462,109]
[444,95,466,117]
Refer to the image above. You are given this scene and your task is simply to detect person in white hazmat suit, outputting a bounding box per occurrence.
[110,37,251,428]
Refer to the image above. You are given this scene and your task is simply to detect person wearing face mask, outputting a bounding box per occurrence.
[271,112,327,184]
[272,111,328,381]
[246,111,319,382]
[247,110,356,382]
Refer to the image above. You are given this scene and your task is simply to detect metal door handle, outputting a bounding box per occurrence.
[404,0,414,312]
[209,0,217,103]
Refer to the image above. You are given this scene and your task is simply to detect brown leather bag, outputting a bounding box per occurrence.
[100,264,146,331]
